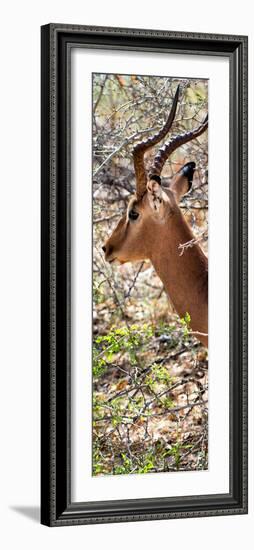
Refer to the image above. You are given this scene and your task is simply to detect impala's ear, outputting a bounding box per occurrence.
[146,175,164,212]
[170,162,195,203]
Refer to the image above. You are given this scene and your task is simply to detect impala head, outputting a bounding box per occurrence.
[102,85,208,265]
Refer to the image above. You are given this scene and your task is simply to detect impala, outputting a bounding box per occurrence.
[102,85,208,347]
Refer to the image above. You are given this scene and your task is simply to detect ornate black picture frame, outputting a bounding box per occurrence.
[41,24,248,526]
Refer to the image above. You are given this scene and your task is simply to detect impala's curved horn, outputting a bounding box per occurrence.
[133,84,180,199]
[149,114,208,178]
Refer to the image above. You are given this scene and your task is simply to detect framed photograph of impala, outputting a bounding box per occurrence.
[92,74,209,478]
[41,24,248,526]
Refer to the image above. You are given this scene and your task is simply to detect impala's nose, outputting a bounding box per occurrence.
[181,161,196,184]
[102,243,114,261]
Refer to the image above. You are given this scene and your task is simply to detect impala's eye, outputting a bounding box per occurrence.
[128,209,139,221]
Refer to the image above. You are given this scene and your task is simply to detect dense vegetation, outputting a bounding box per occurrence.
[92,74,208,476]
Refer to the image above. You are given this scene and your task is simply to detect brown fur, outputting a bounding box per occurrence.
[103,172,208,347]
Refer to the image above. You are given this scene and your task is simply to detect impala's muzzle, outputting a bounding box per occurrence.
[102,243,115,263]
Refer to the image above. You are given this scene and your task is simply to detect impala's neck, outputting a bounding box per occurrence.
[150,209,208,344]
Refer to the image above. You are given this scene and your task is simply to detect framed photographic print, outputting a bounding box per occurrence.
[41,24,248,526]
